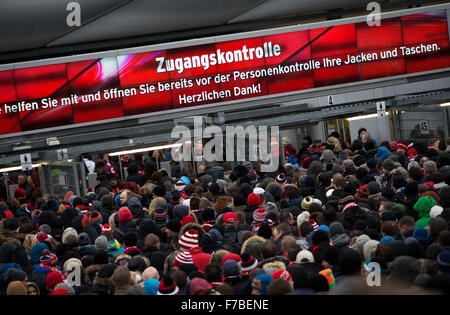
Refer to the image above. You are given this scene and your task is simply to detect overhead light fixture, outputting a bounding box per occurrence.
[0,164,40,173]
[109,143,183,156]
[346,112,389,121]
[440,102,450,107]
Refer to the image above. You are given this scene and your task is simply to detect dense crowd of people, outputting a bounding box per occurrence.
[0,129,450,295]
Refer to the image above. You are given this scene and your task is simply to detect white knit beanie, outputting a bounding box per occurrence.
[297,211,310,227]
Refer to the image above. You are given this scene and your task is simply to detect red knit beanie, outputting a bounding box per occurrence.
[46,271,63,292]
[118,207,133,223]
[221,253,242,265]
[247,193,261,206]
[180,215,195,227]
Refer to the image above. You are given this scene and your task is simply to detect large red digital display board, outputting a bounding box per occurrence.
[0,10,449,136]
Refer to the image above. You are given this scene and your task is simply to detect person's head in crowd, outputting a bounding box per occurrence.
[251,274,273,295]
[397,216,415,235]
[409,167,424,183]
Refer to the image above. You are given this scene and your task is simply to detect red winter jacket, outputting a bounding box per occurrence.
[188,246,211,273]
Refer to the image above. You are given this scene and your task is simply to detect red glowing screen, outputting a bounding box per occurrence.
[0,10,449,136]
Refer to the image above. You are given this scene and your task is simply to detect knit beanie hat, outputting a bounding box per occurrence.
[173,205,189,221]
[276,173,287,185]
[407,148,418,161]
[49,288,69,295]
[153,204,168,221]
[3,268,26,288]
[247,193,261,206]
[143,279,160,295]
[157,276,179,295]
[332,164,345,175]
[329,222,345,237]
[297,211,310,227]
[6,281,27,295]
[320,149,338,164]
[271,269,292,281]
[261,202,277,217]
[363,240,380,261]
[223,212,238,226]
[380,236,394,244]
[30,242,49,265]
[253,208,267,224]
[175,181,186,191]
[296,249,314,264]
[332,233,350,248]
[239,253,258,275]
[178,229,199,250]
[54,283,75,295]
[78,232,91,246]
[430,205,444,219]
[101,224,112,233]
[181,215,195,227]
[301,196,314,211]
[253,187,265,195]
[108,239,125,258]
[351,234,371,256]
[62,227,78,245]
[95,235,109,252]
[252,274,273,294]
[223,260,241,280]
[118,207,133,223]
[188,277,213,295]
[89,210,102,225]
[437,250,450,273]
[46,271,64,292]
[173,251,194,268]
[317,225,330,233]
[40,249,58,266]
[36,231,52,243]
[221,253,242,265]
[412,228,430,246]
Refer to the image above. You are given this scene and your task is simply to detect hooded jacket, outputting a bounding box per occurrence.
[240,235,266,260]
[413,196,437,228]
